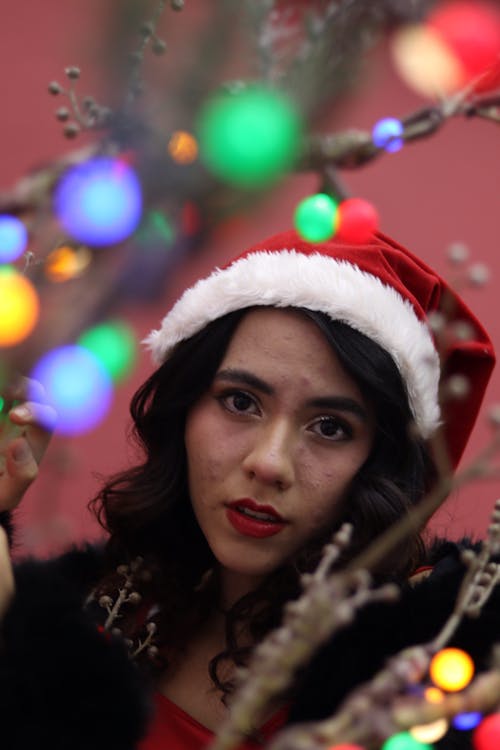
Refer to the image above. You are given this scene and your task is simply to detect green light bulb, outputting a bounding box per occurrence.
[382,732,432,750]
[294,193,338,242]
[197,84,302,188]
[78,321,137,383]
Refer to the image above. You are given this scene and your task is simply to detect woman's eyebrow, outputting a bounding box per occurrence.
[307,397,369,423]
[214,368,273,394]
[215,369,369,421]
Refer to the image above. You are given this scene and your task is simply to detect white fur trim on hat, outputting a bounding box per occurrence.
[144,250,441,438]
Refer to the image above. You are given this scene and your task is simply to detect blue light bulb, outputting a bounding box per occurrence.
[0,215,28,262]
[54,156,142,246]
[30,345,113,435]
[453,712,482,731]
[372,117,404,153]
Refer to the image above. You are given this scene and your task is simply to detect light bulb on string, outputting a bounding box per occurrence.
[294,193,338,242]
[429,648,474,692]
[391,1,500,97]
[53,156,143,247]
[453,712,482,731]
[372,118,404,153]
[429,1,500,90]
[181,202,201,236]
[168,130,198,164]
[381,731,432,750]
[197,84,302,188]
[78,321,137,383]
[410,719,448,744]
[0,215,28,263]
[136,211,175,248]
[29,345,113,435]
[336,198,380,243]
[473,713,500,750]
[424,687,445,704]
[45,245,92,282]
[0,266,39,347]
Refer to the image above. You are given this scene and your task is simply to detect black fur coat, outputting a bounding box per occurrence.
[1,517,498,750]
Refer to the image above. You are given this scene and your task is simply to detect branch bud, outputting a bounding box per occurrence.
[55,107,70,122]
[452,321,474,341]
[447,242,469,265]
[63,122,80,139]
[152,38,167,55]
[427,311,446,333]
[468,263,490,286]
[48,81,62,95]
[444,374,470,399]
[140,21,154,38]
[65,66,81,80]
[488,405,500,428]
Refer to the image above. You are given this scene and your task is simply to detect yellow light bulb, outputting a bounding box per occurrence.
[410,718,449,743]
[391,24,465,97]
[0,267,39,346]
[429,648,474,692]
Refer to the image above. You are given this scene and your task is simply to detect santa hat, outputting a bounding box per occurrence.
[144,230,495,467]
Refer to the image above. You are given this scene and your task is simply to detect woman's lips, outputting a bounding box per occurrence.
[226,499,287,538]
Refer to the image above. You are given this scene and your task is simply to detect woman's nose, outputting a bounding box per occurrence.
[242,420,294,490]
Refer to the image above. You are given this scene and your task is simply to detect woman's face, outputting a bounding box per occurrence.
[184,308,375,602]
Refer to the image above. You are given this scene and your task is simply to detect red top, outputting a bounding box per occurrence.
[140,692,289,750]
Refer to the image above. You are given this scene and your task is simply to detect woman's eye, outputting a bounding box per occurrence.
[311,416,351,441]
[220,391,258,415]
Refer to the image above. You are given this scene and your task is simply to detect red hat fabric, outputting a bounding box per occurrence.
[145,230,495,466]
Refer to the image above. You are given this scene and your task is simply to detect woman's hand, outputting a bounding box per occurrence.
[0,526,14,618]
[0,378,56,512]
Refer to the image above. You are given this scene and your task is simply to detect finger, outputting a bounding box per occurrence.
[0,437,39,510]
[3,376,47,404]
[9,401,58,433]
[0,526,15,619]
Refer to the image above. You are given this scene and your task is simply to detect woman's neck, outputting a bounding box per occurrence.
[217,567,265,611]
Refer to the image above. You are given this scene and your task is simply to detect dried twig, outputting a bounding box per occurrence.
[210,525,399,750]
[261,498,500,750]
[301,87,500,170]
[430,499,500,651]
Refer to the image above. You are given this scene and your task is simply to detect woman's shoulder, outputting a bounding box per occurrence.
[288,535,500,724]
[13,542,106,604]
[2,542,152,749]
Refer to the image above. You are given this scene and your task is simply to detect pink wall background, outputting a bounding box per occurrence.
[3,2,500,555]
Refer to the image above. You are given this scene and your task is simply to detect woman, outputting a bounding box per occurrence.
[0,229,496,750]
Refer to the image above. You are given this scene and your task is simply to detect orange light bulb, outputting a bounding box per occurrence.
[168,130,199,164]
[0,267,39,346]
[429,647,474,692]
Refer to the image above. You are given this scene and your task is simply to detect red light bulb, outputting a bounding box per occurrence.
[336,198,379,244]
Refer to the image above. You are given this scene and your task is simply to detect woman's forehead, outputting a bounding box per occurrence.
[218,308,366,401]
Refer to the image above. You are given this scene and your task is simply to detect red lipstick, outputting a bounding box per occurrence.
[226,499,287,538]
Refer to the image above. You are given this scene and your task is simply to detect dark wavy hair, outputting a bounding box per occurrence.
[90,306,435,693]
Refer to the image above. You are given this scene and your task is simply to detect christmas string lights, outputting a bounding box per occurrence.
[372,117,404,153]
[429,648,475,693]
[78,321,137,383]
[197,84,302,188]
[391,1,500,98]
[0,215,28,263]
[53,156,143,246]
[29,345,113,435]
[0,267,39,347]
[294,193,338,242]
[294,194,379,244]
